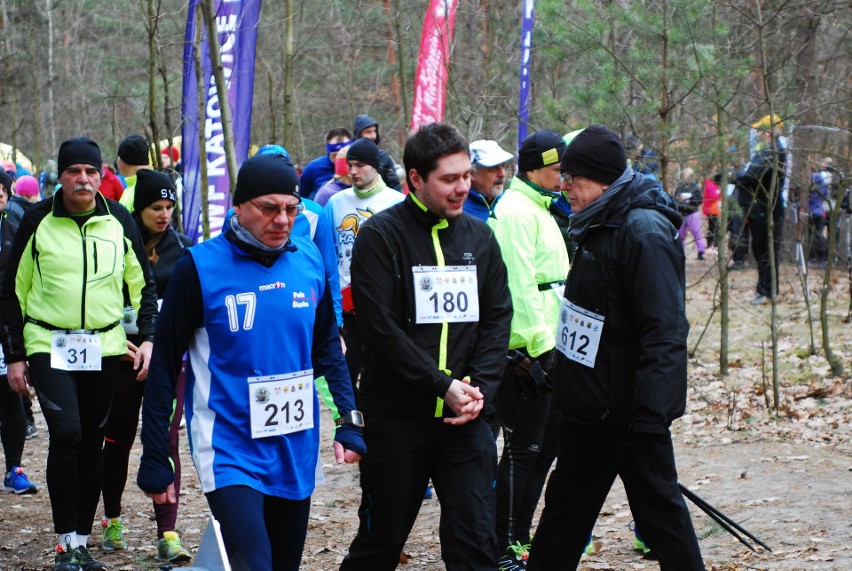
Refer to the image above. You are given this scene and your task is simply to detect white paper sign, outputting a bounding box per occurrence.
[413,266,479,323]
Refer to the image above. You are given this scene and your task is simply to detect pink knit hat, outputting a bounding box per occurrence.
[14,175,39,197]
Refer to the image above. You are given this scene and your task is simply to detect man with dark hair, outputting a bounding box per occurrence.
[488,129,569,570]
[300,127,352,198]
[1,137,159,571]
[340,122,513,570]
[139,153,364,570]
[323,138,404,392]
[117,134,151,212]
[352,114,402,191]
[526,125,703,571]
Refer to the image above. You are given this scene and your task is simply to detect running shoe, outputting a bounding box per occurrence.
[25,422,38,439]
[498,540,530,570]
[101,517,127,551]
[158,531,192,562]
[631,524,653,557]
[53,544,81,571]
[75,546,107,570]
[4,466,38,494]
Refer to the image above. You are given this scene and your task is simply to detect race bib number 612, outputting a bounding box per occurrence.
[555,299,604,368]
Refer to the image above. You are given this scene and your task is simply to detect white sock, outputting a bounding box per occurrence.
[57,532,77,549]
[77,534,89,547]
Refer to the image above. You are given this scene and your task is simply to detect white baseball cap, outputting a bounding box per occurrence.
[469,139,514,168]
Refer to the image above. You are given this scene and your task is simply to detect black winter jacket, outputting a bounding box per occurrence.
[555,173,689,433]
[350,195,512,418]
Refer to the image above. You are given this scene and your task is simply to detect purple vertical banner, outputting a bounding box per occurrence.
[181,0,262,243]
[517,0,535,150]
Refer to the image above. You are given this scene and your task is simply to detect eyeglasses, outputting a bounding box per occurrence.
[558,172,576,185]
[249,199,305,218]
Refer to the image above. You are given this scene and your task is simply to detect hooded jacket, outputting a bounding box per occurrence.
[352,114,402,191]
[554,171,689,433]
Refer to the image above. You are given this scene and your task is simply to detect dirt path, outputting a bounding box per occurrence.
[1,260,850,570]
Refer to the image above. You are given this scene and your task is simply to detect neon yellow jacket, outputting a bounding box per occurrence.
[0,191,157,360]
[118,174,137,212]
[489,176,569,357]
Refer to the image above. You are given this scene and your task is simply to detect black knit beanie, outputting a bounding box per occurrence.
[57,137,102,174]
[134,169,176,212]
[233,154,300,205]
[517,130,566,173]
[118,135,149,166]
[346,138,381,171]
[0,170,11,194]
[560,125,627,185]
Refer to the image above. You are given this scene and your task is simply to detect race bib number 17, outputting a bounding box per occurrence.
[555,299,604,368]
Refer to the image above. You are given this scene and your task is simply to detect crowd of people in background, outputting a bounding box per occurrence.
[0,111,845,571]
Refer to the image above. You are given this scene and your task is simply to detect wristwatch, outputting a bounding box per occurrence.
[335,410,365,428]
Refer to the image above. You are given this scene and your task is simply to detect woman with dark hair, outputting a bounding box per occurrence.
[100,169,193,563]
[0,173,39,496]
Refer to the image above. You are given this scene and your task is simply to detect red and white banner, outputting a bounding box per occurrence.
[409,0,459,132]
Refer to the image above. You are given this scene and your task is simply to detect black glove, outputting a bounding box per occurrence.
[507,349,554,398]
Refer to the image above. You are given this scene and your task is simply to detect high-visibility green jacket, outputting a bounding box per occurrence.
[0,190,158,361]
[489,176,569,357]
[118,173,137,212]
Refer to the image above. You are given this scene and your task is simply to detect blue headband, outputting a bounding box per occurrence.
[326,141,349,154]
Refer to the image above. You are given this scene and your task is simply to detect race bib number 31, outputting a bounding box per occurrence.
[248,370,314,439]
[413,266,479,323]
[50,331,102,371]
[556,299,604,368]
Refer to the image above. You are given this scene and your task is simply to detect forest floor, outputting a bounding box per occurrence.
[2,252,850,570]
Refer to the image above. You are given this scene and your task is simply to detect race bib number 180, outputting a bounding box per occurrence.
[413,266,479,324]
[248,370,314,439]
[555,299,604,368]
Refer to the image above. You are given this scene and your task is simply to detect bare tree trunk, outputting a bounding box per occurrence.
[147,0,163,169]
[282,0,294,151]
[267,69,277,144]
[393,0,409,132]
[657,0,670,190]
[44,0,56,152]
[820,180,845,375]
[715,105,730,376]
[383,0,402,143]
[200,0,237,194]
[753,0,781,412]
[194,3,210,240]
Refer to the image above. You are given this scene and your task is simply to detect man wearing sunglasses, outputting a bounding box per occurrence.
[139,153,365,570]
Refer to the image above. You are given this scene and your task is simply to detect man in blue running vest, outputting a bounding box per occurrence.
[139,154,365,571]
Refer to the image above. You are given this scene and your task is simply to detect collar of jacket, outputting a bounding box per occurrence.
[351,173,388,199]
[404,192,454,230]
[51,188,111,219]
[509,175,560,209]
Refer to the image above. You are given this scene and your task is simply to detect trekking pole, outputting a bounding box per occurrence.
[679,484,772,552]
